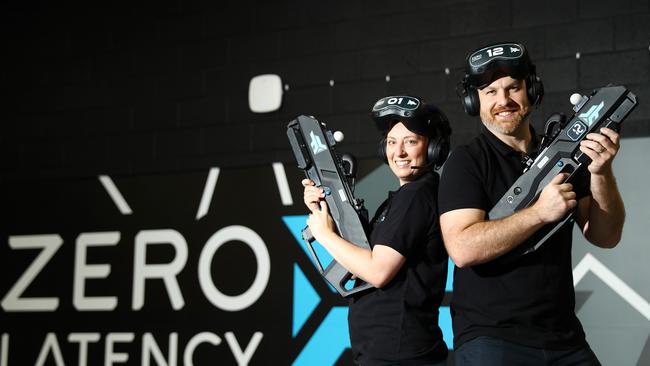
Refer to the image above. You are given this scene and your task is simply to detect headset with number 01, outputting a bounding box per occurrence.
[489,85,638,263]
[287,115,374,297]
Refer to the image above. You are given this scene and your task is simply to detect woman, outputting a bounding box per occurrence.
[303,95,451,366]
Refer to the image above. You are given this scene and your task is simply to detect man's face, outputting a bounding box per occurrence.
[385,122,428,186]
[477,76,531,135]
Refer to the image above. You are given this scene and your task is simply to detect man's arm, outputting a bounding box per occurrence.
[575,127,626,247]
[441,173,577,267]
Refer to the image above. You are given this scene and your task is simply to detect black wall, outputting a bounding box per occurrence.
[3,0,650,181]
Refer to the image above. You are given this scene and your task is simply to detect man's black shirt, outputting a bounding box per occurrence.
[438,125,589,350]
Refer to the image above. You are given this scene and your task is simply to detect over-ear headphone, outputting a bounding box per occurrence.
[457,42,544,116]
[372,96,451,169]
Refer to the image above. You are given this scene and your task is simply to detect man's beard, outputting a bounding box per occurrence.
[480,104,530,135]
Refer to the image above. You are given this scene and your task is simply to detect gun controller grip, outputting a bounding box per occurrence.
[301,226,373,297]
[301,227,326,274]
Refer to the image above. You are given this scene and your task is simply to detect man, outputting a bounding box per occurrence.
[439,42,625,365]
[304,96,451,365]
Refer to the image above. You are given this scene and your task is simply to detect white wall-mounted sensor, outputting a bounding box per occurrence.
[248,74,283,113]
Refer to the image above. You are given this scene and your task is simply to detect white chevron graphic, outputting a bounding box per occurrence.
[196,167,220,220]
[573,253,650,321]
[98,175,133,215]
[272,162,293,206]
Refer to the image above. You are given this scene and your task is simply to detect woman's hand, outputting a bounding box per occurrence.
[306,200,336,242]
[302,178,325,211]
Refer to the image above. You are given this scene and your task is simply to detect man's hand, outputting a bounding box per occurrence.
[579,127,620,176]
[575,127,625,248]
[531,173,577,224]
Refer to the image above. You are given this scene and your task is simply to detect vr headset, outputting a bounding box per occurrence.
[457,42,544,116]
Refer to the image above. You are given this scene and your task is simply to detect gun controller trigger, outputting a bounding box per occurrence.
[602,118,621,133]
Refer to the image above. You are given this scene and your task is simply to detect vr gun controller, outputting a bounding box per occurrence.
[287,115,374,297]
[489,85,637,261]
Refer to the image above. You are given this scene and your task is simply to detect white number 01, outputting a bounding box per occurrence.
[387,97,403,105]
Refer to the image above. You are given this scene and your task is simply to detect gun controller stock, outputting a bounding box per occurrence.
[489,85,637,261]
[287,115,373,297]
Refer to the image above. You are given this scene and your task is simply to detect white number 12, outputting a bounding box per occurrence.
[486,47,504,57]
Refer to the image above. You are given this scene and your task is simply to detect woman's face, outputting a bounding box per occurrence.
[385,122,429,186]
